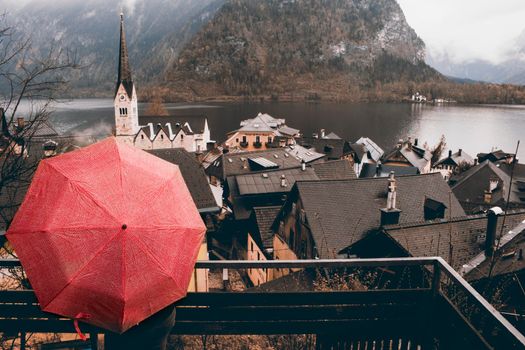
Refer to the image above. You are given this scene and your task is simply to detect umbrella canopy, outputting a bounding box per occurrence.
[6,138,206,333]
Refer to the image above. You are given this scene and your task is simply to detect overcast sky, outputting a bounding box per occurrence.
[397,0,525,63]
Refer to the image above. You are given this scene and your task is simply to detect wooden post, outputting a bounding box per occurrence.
[20,332,26,350]
[90,333,98,350]
[432,260,441,298]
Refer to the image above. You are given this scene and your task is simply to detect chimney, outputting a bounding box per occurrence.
[312,132,319,139]
[448,150,453,158]
[458,149,463,156]
[375,161,382,177]
[485,207,503,257]
[280,175,287,188]
[301,160,306,171]
[320,129,326,139]
[380,172,402,226]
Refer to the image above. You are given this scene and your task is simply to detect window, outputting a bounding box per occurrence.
[161,134,164,140]
[251,242,254,252]
[288,229,294,250]
[236,138,239,143]
[119,108,128,117]
[181,134,184,140]
[268,137,273,144]
[141,134,144,140]
[242,136,247,143]
[256,136,260,143]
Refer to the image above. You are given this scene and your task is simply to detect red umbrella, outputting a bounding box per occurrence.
[6,137,206,333]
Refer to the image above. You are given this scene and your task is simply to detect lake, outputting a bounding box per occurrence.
[46,99,525,161]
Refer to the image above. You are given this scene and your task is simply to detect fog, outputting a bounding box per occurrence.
[397,0,525,64]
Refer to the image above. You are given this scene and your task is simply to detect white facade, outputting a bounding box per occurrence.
[133,121,212,153]
[114,84,139,145]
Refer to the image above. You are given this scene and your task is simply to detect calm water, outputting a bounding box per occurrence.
[45,99,525,160]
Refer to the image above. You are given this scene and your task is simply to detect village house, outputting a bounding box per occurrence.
[297,134,354,161]
[433,148,475,180]
[205,147,309,184]
[224,113,299,151]
[353,208,525,271]
[381,138,432,174]
[450,160,525,214]
[113,14,213,152]
[477,149,516,165]
[243,160,357,282]
[270,173,465,269]
[349,137,384,176]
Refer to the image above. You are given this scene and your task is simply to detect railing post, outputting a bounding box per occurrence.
[90,333,98,350]
[432,260,441,298]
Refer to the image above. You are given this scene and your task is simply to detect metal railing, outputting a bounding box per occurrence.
[0,257,524,349]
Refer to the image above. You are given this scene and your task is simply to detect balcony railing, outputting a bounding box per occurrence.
[1,257,524,349]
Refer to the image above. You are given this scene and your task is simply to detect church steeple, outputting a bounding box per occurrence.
[116,12,134,99]
[114,12,139,142]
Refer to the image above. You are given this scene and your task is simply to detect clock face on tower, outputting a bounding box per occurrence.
[119,94,126,101]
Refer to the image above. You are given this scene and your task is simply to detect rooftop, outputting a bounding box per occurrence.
[291,173,465,258]
[147,148,219,212]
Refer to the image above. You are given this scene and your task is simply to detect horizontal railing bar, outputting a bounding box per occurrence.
[436,257,525,347]
[0,257,440,269]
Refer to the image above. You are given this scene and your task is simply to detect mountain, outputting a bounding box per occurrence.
[428,29,525,86]
[4,0,225,96]
[168,0,441,100]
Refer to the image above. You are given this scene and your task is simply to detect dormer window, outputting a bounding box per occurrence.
[424,198,446,221]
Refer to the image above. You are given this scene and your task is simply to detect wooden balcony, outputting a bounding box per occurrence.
[1,258,524,349]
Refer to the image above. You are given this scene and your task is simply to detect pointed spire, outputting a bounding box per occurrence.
[116,12,134,98]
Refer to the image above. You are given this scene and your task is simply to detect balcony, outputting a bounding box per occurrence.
[1,258,524,349]
[239,141,249,148]
[253,141,262,148]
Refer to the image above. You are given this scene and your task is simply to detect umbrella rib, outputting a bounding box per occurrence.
[45,162,122,225]
[39,230,122,311]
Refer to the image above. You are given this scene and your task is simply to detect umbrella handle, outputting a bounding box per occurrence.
[73,313,92,341]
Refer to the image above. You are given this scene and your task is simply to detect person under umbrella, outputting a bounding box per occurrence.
[6,137,206,349]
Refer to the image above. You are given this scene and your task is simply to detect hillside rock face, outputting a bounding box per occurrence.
[170,0,437,99]
[5,0,224,95]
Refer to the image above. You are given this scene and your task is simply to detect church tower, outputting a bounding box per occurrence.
[114,12,139,143]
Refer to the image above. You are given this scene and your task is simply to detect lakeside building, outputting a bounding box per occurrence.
[433,148,475,180]
[450,160,525,214]
[224,113,300,151]
[113,14,213,152]
[381,138,432,174]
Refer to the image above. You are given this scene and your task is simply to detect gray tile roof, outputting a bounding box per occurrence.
[294,173,466,259]
[434,149,474,168]
[285,145,325,163]
[253,206,282,250]
[312,160,357,180]
[147,148,219,212]
[297,137,352,160]
[359,163,419,178]
[206,149,303,181]
[451,160,525,208]
[356,137,384,163]
[382,211,525,271]
[236,168,319,196]
[382,143,431,173]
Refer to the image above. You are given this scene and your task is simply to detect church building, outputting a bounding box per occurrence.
[114,13,213,152]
